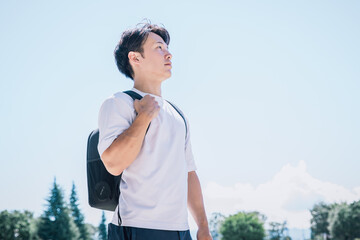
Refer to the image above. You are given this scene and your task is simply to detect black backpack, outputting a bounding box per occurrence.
[86,90,187,211]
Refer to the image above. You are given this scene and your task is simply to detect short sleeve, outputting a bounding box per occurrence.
[184,115,197,172]
[97,96,134,158]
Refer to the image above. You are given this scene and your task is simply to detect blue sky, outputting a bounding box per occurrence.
[1,0,359,232]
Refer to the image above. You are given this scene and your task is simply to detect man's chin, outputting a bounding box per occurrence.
[161,72,172,81]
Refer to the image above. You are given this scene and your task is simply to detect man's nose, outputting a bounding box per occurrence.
[165,51,172,60]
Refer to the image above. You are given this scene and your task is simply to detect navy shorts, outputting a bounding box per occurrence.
[108,223,193,240]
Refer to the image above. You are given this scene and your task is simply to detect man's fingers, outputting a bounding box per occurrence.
[133,95,160,121]
[134,99,139,106]
[141,95,158,108]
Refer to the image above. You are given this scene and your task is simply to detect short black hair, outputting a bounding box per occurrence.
[114,20,170,80]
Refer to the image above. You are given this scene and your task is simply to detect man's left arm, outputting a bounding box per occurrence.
[188,171,212,240]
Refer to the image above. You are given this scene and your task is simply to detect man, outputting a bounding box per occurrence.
[97,22,212,240]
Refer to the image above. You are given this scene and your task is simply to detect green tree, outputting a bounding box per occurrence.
[98,211,107,240]
[0,210,39,239]
[328,202,360,240]
[209,212,225,240]
[29,216,41,240]
[37,178,80,240]
[349,200,360,238]
[268,221,291,240]
[220,211,266,240]
[310,202,332,240]
[70,182,91,240]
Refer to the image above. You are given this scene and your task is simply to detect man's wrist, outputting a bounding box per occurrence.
[122,114,151,139]
[135,112,152,125]
[197,219,209,229]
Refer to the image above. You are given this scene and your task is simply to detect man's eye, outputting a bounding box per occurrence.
[158,46,162,49]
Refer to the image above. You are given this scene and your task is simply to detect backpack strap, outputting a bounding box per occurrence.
[123,90,143,101]
[166,100,188,140]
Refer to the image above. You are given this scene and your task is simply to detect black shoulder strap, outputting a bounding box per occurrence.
[123,90,143,101]
[166,100,188,139]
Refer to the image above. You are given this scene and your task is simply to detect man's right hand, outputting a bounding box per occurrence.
[134,95,160,123]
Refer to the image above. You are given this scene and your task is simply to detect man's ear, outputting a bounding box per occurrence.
[128,51,140,65]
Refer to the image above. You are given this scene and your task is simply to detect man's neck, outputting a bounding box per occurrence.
[133,79,162,97]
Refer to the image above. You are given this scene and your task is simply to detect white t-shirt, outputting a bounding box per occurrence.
[97,87,197,231]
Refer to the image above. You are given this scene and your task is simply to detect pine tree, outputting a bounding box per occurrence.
[37,178,80,240]
[98,211,107,240]
[70,182,91,240]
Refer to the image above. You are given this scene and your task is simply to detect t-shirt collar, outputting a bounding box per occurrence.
[131,87,163,100]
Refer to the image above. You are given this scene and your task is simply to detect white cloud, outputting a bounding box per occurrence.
[200,160,360,229]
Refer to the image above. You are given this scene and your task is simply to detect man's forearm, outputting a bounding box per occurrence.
[187,171,209,229]
[100,113,151,176]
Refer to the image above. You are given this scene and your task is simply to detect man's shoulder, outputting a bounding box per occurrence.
[98,91,136,116]
[114,91,135,104]
[102,91,134,107]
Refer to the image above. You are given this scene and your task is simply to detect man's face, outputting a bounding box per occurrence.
[137,32,172,81]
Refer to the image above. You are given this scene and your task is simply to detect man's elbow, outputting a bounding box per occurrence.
[101,149,124,176]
